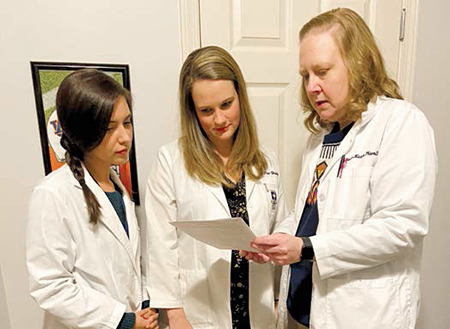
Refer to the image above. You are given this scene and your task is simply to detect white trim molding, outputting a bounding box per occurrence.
[179,0,201,60]
[397,0,419,101]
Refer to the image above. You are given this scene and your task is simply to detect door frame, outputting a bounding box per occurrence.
[397,0,419,100]
[179,0,201,59]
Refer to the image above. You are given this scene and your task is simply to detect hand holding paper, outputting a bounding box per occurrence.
[239,249,271,264]
[249,232,303,265]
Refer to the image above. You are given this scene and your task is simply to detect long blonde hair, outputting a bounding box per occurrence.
[179,46,267,186]
[300,8,403,133]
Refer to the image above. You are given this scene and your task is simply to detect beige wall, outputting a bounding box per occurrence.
[0,1,181,328]
[413,1,450,328]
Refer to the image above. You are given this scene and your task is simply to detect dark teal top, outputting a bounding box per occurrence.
[105,182,129,238]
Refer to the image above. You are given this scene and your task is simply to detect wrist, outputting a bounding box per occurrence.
[296,237,304,262]
[300,236,315,260]
[166,308,185,321]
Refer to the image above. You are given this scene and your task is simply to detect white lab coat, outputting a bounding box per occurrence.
[276,97,437,329]
[27,164,143,329]
[143,140,286,328]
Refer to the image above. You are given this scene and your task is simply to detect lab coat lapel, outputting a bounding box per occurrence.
[245,177,257,203]
[110,171,140,268]
[204,171,257,216]
[205,184,231,216]
[80,165,140,277]
[303,137,323,196]
[292,138,323,227]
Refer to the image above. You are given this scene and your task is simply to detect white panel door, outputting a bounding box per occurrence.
[319,0,403,79]
[182,0,410,206]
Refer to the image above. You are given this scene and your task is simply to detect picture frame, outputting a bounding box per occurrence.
[30,62,140,205]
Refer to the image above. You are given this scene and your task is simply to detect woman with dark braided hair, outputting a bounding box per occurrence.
[26,69,158,329]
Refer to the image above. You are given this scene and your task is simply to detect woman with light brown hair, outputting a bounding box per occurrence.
[243,8,437,329]
[143,46,286,328]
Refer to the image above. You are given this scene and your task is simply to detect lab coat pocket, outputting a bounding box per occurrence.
[327,276,401,329]
[328,166,373,221]
[179,269,213,326]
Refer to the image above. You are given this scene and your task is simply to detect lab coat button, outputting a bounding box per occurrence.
[319,194,325,202]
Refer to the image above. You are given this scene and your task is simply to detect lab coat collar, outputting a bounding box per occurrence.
[359,95,382,126]
[310,95,381,139]
[305,96,382,184]
[72,163,140,277]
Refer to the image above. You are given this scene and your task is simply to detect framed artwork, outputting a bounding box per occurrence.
[30,62,140,204]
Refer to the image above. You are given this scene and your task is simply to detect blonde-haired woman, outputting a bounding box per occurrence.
[244,8,437,329]
[143,46,286,328]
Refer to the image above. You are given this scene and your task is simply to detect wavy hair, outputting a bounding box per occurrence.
[300,8,403,133]
[56,68,132,224]
[179,46,267,186]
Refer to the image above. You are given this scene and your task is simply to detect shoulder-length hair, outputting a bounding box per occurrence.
[57,68,132,223]
[300,7,403,133]
[179,45,267,186]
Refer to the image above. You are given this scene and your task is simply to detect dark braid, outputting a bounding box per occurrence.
[61,133,101,224]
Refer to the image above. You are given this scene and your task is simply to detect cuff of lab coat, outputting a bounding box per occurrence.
[309,234,335,279]
[149,299,183,309]
[110,302,128,329]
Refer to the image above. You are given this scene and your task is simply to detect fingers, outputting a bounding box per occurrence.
[239,250,249,258]
[148,308,158,316]
[245,233,302,265]
[246,253,263,263]
[253,234,280,246]
[242,251,257,260]
[137,308,151,319]
[136,309,159,329]
[239,250,271,264]
[252,233,290,252]
[251,233,303,265]
[251,242,283,254]
[145,314,159,329]
[252,253,271,264]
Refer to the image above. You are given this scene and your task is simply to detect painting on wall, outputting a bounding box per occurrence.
[30,62,140,204]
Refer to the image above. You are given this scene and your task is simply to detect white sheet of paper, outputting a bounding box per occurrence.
[170,217,259,252]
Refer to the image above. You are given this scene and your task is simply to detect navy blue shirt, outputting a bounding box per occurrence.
[287,123,354,327]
